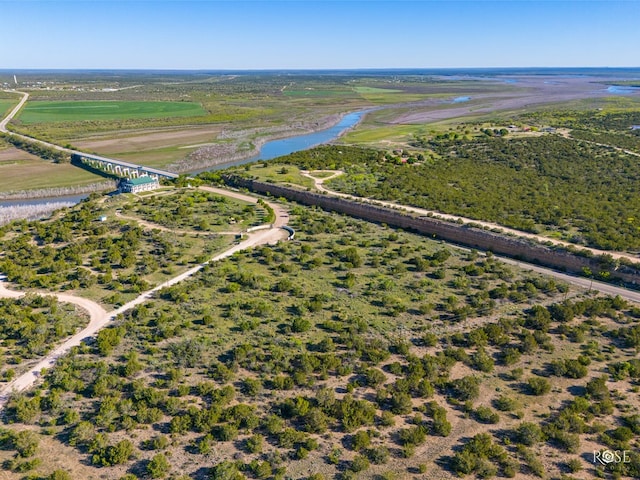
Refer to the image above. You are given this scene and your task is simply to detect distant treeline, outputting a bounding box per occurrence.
[0,133,70,163]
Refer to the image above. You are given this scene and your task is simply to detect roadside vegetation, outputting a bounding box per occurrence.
[1,204,640,479]
[0,188,266,306]
[261,139,640,252]
[0,294,87,381]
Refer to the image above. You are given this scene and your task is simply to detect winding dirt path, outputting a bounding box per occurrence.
[301,170,640,264]
[0,279,108,406]
[114,210,240,236]
[0,188,288,409]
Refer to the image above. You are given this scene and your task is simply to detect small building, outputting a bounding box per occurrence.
[119,176,159,194]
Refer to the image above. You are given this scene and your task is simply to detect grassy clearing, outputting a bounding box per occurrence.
[283,89,354,98]
[17,100,207,124]
[341,123,430,145]
[128,189,267,233]
[0,144,104,192]
[226,163,315,189]
[112,145,193,168]
[353,86,403,94]
[0,99,18,118]
[308,170,336,179]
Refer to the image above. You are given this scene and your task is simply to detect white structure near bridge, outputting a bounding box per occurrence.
[119,176,160,193]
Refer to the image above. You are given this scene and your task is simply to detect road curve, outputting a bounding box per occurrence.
[0,90,29,132]
[0,190,288,409]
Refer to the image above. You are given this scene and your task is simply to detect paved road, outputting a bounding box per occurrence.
[302,170,640,304]
[497,256,640,303]
[0,191,288,409]
[301,170,640,264]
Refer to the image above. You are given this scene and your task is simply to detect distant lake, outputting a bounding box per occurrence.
[452,96,471,103]
[607,85,640,94]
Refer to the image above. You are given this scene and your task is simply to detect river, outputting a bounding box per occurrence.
[0,193,89,209]
[198,109,368,172]
[0,110,368,208]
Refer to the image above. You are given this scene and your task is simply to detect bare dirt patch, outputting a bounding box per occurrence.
[72,125,224,154]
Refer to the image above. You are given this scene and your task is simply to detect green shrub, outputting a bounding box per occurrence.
[474,406,500,424]
[245,434,264,454]
[349,454,370,473]
[514,422,544,446]
[527,377,551,396]
[147,453,171,478]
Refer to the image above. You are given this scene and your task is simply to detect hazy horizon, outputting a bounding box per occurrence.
[1,1,639,70]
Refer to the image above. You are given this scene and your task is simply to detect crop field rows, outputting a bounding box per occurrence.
[17,101,208,124]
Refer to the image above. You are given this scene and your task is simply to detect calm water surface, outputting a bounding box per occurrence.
[203,110,368,172]
[2,110,368,207]
[607,85,640,94]
[0,193,89,209]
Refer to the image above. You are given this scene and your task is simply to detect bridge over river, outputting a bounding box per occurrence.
[71,152,179,180]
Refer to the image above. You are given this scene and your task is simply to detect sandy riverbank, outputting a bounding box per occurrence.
[390,75,640,124]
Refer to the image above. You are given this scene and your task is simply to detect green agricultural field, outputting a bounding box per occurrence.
[0,143,104,193]
[0,99,17,118]
[17,100,207,124]
[0,159,104,192]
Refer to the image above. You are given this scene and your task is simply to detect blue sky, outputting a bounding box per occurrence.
[1,1,638,69]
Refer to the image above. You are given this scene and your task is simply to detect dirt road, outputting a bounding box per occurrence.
[0,90,29,132]
[0,278,108,406]
[0,190,288,409]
